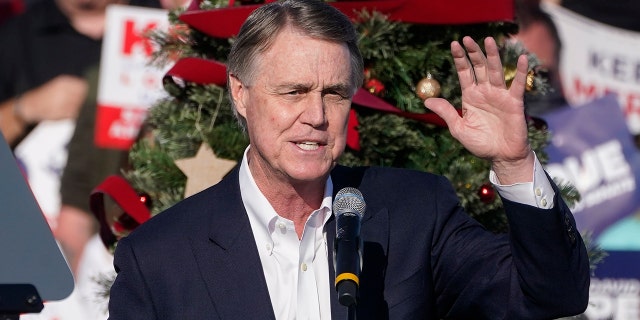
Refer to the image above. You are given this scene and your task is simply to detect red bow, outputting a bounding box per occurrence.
[90,175,152,248]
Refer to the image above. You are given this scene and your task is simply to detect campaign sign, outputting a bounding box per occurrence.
[544,3,640,134]
[96,5,170,149]
[586,251,640,320]
[543,95,640,238]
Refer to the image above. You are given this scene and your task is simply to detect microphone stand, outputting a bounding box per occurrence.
[337,277,358,320]
[348,304,356,320]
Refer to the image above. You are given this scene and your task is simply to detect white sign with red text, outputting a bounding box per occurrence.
[96,5,170,149]
[544,3,640,134]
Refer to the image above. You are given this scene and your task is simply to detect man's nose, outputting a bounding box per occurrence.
[300,94,326,127]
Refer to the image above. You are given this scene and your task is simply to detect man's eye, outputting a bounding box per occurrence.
[325,91,348,99]
[286,89,306,95]
[324,93,349,104]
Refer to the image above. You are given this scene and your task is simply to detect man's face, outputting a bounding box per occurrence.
[230,26,353,186]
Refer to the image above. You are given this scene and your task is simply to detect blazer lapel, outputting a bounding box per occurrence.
[189,169,276,319]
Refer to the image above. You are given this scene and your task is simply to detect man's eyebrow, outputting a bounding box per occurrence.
[271,82,352,94]
[273,82,313,91]
[322,83,352,95]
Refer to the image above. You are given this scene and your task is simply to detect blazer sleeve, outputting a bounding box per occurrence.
[108,236,158,320]
[431,175,590,319]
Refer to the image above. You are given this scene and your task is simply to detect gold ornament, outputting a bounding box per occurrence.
[503,65,517,88]
[175,143,237,197]
[504,66,535,92]
[526,70,535,92]
[415,73,441,100]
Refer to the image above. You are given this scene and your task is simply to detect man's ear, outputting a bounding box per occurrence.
[228,74,247,118]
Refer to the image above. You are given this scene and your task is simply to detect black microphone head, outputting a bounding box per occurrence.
[333,187,366,217]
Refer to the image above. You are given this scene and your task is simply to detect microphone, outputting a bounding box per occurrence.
[333,187,366,307]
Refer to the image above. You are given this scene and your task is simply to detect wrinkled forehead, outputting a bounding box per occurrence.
[252,27,352,82]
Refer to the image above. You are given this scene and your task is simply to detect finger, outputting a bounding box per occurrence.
[509,54,529,99]
[484,37,506,89]
[424,97,461,131]
[451,40,474,90]
[462,36,489,84]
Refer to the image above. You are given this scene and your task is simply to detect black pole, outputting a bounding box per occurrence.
[348,304,357,320]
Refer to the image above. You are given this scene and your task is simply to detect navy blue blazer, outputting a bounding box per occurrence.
[108,165,589,319]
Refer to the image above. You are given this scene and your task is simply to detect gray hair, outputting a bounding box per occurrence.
[226,0,364,131]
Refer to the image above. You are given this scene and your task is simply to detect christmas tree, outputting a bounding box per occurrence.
[100,0,604,271]
[125,0,545,227]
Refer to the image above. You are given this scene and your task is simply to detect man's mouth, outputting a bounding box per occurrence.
[296,142,320,151]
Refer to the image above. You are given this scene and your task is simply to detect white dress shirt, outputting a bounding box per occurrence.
[239,148,334,320]
[238,147,554,319]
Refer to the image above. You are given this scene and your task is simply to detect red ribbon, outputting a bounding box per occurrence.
[347,109,361,151]
[352,88,449,127]
[180,0,513,39]
[165,57,228,86]
[90,175,152,248]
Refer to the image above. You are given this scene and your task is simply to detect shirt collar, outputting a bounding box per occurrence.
[239,146,334,233]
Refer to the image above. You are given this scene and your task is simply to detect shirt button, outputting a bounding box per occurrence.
[301,263,308,271]
[265,243,272,253]
[277,222,286,230]
[541,198,548,208]
[535,188,542,197]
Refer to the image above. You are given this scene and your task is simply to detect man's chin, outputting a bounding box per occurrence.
[287,168,332,185]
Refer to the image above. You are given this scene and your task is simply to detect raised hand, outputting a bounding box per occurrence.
[424,36,534,184]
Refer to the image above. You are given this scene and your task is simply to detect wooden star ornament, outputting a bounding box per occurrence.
[175,143,237,197]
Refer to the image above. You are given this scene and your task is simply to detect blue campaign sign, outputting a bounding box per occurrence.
[542,94,640,238]
[586,250,640,319]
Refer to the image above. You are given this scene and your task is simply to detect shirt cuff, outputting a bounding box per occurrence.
[489,153,555,209]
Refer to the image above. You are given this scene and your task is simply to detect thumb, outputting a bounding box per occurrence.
[424,97,460,128]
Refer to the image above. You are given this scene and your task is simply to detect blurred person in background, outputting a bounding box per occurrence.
[0,0,123,276]
[512,0,567,117]
[0,0,165,275]
[0,0,184,317]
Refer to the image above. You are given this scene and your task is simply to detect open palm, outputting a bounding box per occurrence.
[425,36,534,184]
